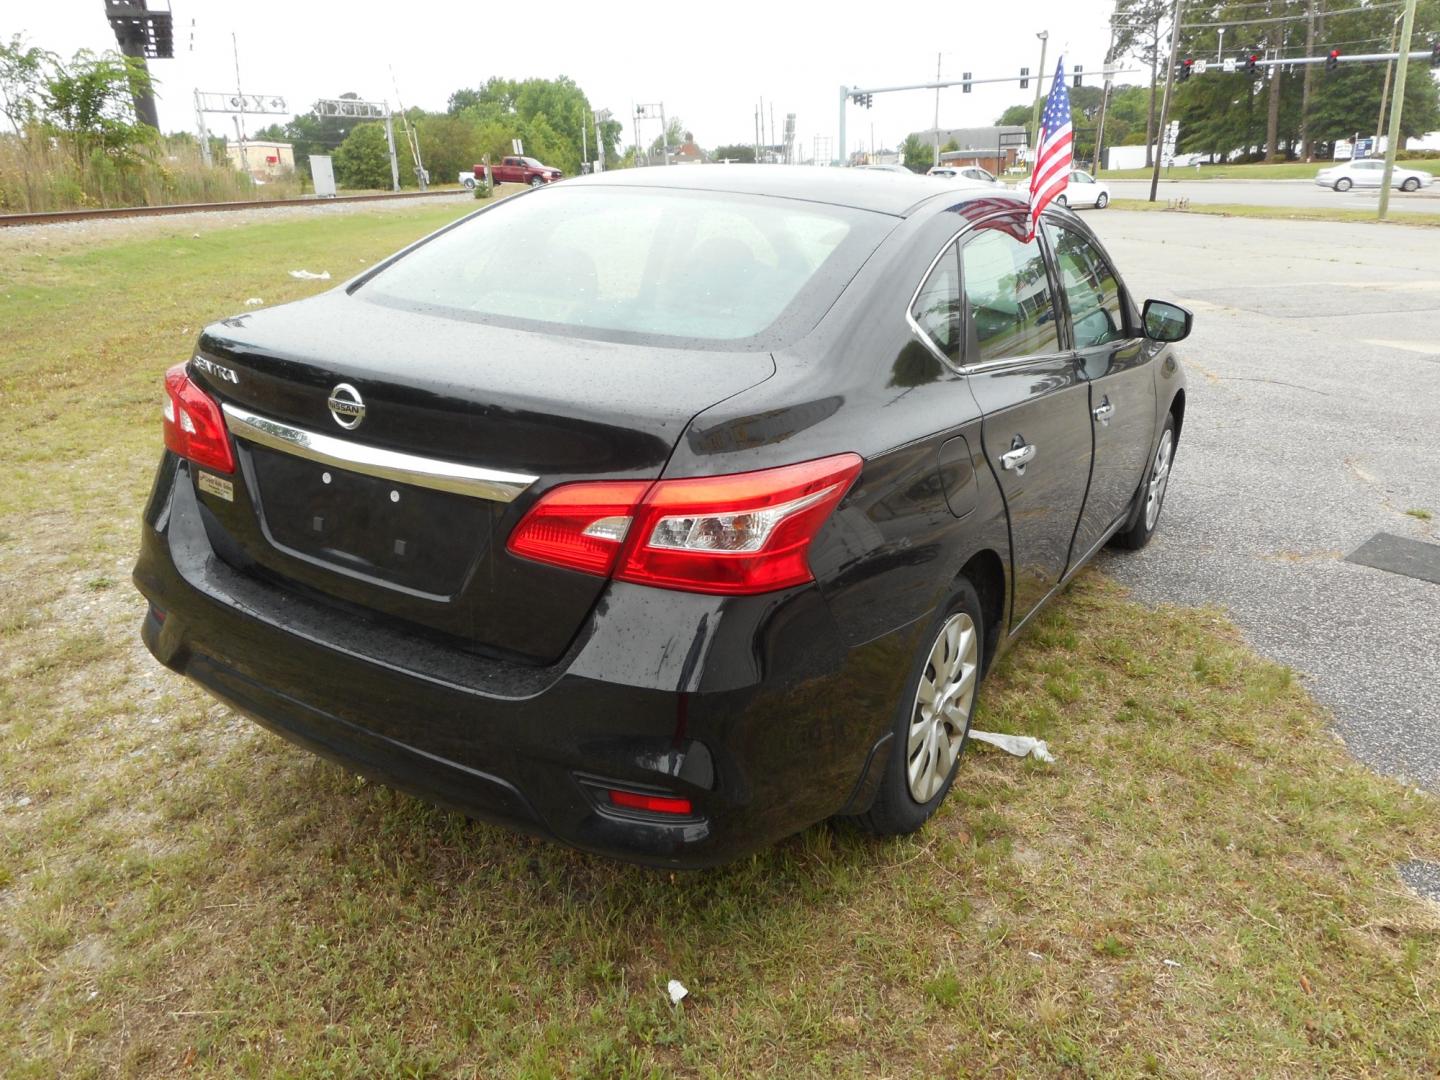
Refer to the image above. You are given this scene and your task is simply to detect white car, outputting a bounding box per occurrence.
[928,165,1000,185]
[1315,159,1433,193]
[1013,169,1111,209]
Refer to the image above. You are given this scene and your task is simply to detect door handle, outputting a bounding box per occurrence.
[1093,398,1115,425]
[1000,442,1036,473]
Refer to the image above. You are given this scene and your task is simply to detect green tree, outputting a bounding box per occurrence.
[711,143,755,163]
[1110,0,1171,165]
[333,121,412,189]
[42,49,156,165]
[901,133,930,171]
[0,34,50,135]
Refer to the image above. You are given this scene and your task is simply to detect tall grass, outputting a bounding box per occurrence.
[0,133,303,213]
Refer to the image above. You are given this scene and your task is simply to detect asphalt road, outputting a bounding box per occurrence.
[1085,210,1440,793]
[1107,177,1440,214]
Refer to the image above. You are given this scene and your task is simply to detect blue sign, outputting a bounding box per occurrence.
[1354,138,1374,159]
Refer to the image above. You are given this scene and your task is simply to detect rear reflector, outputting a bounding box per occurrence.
[607,789,694,816]
[163,363,235,474]
[505,454,863,595]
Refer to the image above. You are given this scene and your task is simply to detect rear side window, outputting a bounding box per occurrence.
[959,220,1061,363]
[910,241,961,361]
[361,186,891,346]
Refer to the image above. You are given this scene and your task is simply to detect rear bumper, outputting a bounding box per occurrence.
[133,460,910,867]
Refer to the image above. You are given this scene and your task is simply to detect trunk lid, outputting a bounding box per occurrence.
[190,291,775,663]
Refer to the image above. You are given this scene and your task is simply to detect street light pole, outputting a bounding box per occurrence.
[1029,31,1050,156]
[1377,0,1419,220]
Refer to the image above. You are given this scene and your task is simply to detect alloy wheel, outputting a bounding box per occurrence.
[906,612,979,802]
[1144,428,1174,531]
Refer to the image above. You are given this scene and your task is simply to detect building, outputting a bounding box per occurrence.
[672,133,708,164]
[910,125,1029,174]
[226,140,295,178]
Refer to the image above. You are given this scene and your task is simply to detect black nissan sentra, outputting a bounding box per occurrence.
[134,166,1190,866]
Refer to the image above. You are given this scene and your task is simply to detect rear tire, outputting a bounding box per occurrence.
[1335,178,1352,192]
[1401,177,1420,193]
[1111,414,1176,551]
[852,579,985,836]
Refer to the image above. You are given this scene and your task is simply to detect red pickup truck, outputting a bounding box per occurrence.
[476,156,563,188]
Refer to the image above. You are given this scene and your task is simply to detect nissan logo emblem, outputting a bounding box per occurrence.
[327,383,365,430]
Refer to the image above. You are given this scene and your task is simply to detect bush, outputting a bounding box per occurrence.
[1397,149,1440,161]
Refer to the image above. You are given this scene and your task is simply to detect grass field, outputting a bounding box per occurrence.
[1094,160,1440,181]
[1111,198,1440,227]
[3,202,1440,1078]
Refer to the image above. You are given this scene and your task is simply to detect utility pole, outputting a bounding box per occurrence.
[1148,0,1183,202]
[1094,18,1118,175]
[837,86,848,165]
[932,53,942,166]
[1029,31,1050,157]
[1299,0,1317,160]
[1377,0,1419,219]
[659,101,670,166]
[1376,15,1401,147]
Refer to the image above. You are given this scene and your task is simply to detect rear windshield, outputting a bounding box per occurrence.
[358,185,894,347]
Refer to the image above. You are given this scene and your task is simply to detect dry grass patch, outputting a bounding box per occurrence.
[2,201,1439,1079]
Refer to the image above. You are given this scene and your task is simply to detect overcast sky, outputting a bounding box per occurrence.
[18,1,1121,159]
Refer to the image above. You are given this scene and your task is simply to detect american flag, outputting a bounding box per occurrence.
[1027,56,1073,240]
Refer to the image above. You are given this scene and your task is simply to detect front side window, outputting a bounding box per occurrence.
[959,220,1061,363]
[1045,224,1127,350]
[910,241,961,361]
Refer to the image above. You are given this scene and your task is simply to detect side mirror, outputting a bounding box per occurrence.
[1142,299,1193,343]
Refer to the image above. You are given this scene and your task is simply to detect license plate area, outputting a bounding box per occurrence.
[246,443,492,597]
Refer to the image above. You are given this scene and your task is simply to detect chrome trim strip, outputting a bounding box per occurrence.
[221,404,537,503]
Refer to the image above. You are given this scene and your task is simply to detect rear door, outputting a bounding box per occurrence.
[959,214,1093,628]
[1045,219,1156,561]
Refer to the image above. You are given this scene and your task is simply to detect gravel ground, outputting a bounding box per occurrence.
[1088,210,1440,794]
[1398,860,1440,903]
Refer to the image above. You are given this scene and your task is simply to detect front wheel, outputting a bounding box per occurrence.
[1111,415,1176,551]
[852,580,984,836]
[528,176,543,188]
[1095,192,1109,209]
[1401,177,1420,193]
[1335,178,1353,192]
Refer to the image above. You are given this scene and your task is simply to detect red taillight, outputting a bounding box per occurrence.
[162,363,235,474]
[607,789,694,816]
[505,453,863,595]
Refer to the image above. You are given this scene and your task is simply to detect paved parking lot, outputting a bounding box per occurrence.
[1107,176,1440,213]
[1087,210,1440,791]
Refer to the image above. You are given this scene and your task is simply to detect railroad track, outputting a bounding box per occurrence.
[0,188,467,228]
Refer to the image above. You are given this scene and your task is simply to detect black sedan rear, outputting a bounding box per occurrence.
[133,166,1190,866]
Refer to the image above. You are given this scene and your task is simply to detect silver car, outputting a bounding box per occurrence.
[1315,159,1433,193]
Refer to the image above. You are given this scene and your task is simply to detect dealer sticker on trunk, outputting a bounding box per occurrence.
[197,472,234,502]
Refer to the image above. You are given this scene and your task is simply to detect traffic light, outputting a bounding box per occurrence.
[1073,65,1083,87]
[1244,53,1259,75]
[962,72,973,94]
[865,93,873,109]
[1326,49,1340,73]
[1178,58,1194,81]
[1020,66,1030,89]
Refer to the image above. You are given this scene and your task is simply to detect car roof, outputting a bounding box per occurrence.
[567,164,1015,218]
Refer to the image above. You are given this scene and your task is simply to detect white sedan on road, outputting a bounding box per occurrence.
[1013,169,1111,209]
[1315,159,1434,193]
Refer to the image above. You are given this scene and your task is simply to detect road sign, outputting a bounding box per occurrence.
[1222,58,1237,73]
[1193,60,1209,74]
